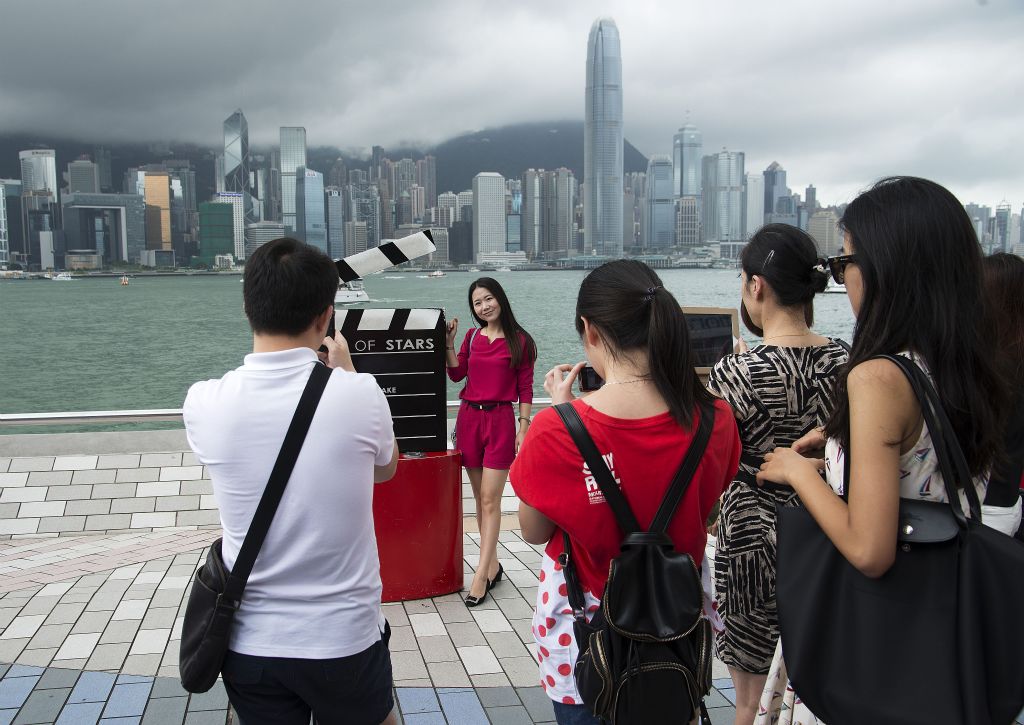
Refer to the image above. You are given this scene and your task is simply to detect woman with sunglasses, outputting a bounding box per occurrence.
[752,177,1008,723]
[707,224,848,725]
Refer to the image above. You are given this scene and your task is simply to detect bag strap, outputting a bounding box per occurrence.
[554,402,641,533]
[223,362,332,605]
[881,354,982,521]
[650,405,715,532]
[843,354,980,527]
[554,401,714,624]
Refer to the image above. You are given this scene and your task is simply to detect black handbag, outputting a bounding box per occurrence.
[776,354,1024,725]
[179,363,332,693]
[554,402,716,724]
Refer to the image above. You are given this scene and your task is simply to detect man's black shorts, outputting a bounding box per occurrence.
[222,622,393,725]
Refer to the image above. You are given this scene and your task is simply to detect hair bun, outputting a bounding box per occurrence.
[809,259,830,295]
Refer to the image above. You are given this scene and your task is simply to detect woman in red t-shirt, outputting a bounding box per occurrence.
[510,260,740,724]
[446,277,537,607]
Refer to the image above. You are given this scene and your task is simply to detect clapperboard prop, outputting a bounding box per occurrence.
[336,308,448,453]
[325,229,436,341]
[335,230,435,282]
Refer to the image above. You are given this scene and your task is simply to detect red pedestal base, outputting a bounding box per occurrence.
[373,450,464,602]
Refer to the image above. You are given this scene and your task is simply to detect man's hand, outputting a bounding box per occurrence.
[322,331,355,372]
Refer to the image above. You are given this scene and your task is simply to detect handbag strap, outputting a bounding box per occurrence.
[843,354,980,527]
[880,354,981,521]
[223,362,332,604]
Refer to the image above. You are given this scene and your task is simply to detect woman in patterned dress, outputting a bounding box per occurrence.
[707,224,848,725]
[753,177,1008,723]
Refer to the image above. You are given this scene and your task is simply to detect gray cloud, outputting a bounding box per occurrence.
[0,0,1021,206]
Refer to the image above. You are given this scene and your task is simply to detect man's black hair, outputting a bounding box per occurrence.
[242,238,338,336]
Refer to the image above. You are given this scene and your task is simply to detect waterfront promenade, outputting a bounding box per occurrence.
[0,431,739,724]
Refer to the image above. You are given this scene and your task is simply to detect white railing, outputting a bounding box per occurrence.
[0,399,555,428]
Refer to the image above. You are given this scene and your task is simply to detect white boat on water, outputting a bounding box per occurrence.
[823,283,846,294]
[427,270,446,278]
[52,272,76,281]
[335,279,369,304]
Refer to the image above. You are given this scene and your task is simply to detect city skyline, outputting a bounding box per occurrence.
[0,1,1020,208]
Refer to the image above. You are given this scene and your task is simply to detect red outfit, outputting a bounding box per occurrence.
[510,397,739,599]
[448,328,535,469]
[447,329,534,404]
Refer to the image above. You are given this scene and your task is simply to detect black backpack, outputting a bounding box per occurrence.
[553,402,716,725]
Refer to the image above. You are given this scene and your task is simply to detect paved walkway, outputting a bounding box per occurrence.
[0,526,738,724]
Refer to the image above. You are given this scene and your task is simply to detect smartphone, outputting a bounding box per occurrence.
[578,364,604,392]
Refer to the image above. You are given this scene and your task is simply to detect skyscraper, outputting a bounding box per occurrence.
[326,186,345,259]
[143,172,172,251]
[808,209,842,257]
[224,110,256,230]
[472,173,506,261]
[280,127,307,233]
[348,181,381,249]
[743,173,764,238]
[0,187,7,266]
[763,162,796,226]
[702,150,745,243]
[214,192,245,259]
[19,150,58,196]
[584,17,624,257]
[295,168,327,253]
[672,123,702,198]
[645,156,674,249]
[66,158,100,194]
[417,155,437,208]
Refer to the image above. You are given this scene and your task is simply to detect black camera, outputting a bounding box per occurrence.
[578,364,604,392]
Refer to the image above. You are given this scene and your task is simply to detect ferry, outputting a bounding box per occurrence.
[427,270,446,278]
[335,279,369,304]
[51,272,76,281]
[823,282,847,294]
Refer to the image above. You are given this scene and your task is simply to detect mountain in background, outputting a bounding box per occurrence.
[0,121,649,201]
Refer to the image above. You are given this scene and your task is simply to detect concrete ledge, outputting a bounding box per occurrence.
[0,430,190,457]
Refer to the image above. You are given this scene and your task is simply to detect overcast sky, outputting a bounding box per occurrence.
[0,0,1021,207]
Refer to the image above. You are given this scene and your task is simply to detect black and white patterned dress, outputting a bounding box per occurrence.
[707,341,848,674]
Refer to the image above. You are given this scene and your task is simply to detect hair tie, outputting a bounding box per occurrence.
[811,258,827,276]
[642,286,662,303]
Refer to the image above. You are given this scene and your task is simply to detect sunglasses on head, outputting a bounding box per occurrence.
[826,254,857,285]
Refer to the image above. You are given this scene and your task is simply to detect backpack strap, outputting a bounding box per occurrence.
[649,404,715,533]
[554,401,715,625]
[553,402,642,534]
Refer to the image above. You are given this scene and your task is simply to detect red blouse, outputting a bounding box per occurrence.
[447,329,534,404]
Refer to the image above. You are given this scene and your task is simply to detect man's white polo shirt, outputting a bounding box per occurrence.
[183,348,395,659]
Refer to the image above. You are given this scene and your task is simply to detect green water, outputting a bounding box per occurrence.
[0,270,856,418]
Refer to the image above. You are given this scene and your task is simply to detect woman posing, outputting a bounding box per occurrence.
[447,278,536,607]
[754,177,1008,723]
[707,224,848,725]
[510,260,740,724]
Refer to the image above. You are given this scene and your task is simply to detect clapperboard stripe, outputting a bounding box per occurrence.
[334,230,436,282]
[334,307,448,452]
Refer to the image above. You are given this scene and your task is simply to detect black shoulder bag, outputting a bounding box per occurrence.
[179,362,332,693]
[554,402,716,725]
[776,354,1024,725]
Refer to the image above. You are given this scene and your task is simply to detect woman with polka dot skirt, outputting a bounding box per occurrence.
[510,260,740,724]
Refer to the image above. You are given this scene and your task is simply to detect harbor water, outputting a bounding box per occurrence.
[0,270,856,417]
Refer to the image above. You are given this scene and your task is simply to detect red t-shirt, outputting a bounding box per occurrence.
[447,329,534,403]
[510,397,739,597]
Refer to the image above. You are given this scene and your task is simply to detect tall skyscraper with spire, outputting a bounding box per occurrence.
[584,17,623,258]
[673,122,702,198]
[280,127,307,234]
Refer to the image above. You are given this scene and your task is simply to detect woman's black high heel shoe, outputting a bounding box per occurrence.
[487,564,504,591]
[464,586,489,607]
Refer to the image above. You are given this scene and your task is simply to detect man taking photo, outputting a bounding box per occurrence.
[183,237,399,724]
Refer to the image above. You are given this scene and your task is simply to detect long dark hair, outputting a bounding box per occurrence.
[468,277,537,368]
[739,223,829,336]
[575,260,714,428]
[823,177,1006,477]
[982,252,1024,385]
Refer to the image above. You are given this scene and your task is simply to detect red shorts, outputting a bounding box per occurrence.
[456,401,516,470]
